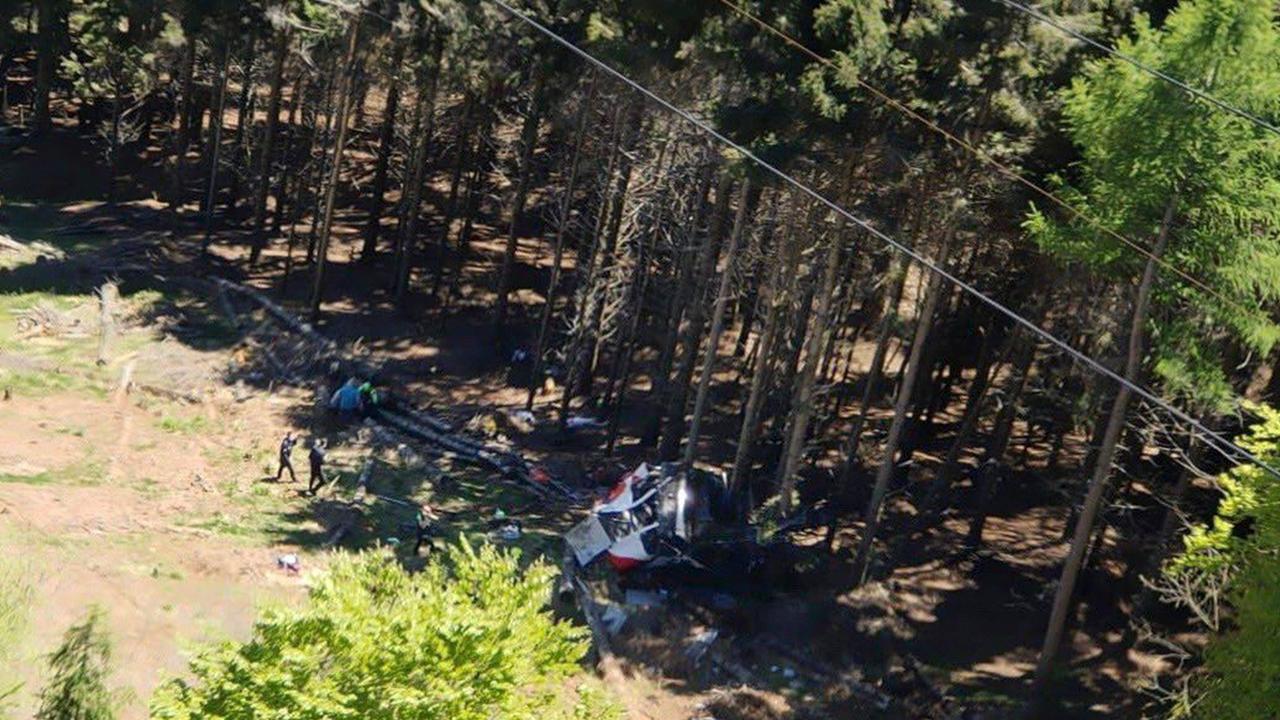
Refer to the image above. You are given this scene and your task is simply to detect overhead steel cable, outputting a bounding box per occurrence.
[709,0,1269,327]
[482,0,1280,480]
[991,0,1280,139]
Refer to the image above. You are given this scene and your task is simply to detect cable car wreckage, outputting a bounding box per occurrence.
[565,462,763,573]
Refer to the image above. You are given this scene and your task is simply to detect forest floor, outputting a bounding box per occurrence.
[0,121,1175,718]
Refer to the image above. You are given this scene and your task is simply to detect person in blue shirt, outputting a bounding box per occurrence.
[329,377,362,416]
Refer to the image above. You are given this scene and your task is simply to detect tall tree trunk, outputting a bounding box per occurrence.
[526,74,596,409]
[393,35,443,305]
[682,179,755,468]
[494,73,546,330]
[201,42,232,254]
[966,329,1037,548]
[440,104,496,318]
[429,94,478,299]
[361,41,406,264]
[604,239,653,456]
[249,28,290,266]
[229,36,256,211]
[584,107,646,396]
[307,14,361,322]
[106,88,122,203]
[732,214,776,358]
[1132,437,1202,614]
[641,159,716,445]
[730,212,794,496]
[656,171,737,459]
[555,108,628,430]
[776,225,844,514]
[917,319,1002,523]
[272,72,303,237]
[169,36,197,220]
[603,130,674,410]
[33,0,63,134]
[823,255,908,551]
[1030,197,1177,696]
[850,232,955,583]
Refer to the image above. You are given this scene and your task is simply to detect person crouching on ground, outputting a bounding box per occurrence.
[329,377,362,418]
[358,379,381,417]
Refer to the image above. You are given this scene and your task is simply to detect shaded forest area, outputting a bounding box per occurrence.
[3,0,1280,716]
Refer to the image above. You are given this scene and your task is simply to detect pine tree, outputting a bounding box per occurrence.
[1027,0,1280,694]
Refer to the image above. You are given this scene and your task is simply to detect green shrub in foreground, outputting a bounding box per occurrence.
[150,540,604,720]
[36,606,118,720]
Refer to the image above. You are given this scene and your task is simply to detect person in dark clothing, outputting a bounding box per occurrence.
[274,432,297,482]
[413,504,440,555]
[308,438,328,495]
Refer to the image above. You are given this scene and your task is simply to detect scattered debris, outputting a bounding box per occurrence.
[565,415,607,431]
[507,409,536,432]
[684,628,719,664]
[465,412,501,438]
[14,302,84,338]
[561,549,625,685]
[600,603,628,636]
[624,589,667,608]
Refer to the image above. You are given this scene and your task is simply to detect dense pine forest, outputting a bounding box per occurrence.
[1,0,1279,718]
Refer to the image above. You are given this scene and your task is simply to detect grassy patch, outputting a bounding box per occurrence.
[0,368,94,397]
[0,557,33,715]
[0,456,103,487]
[157,413,211,435]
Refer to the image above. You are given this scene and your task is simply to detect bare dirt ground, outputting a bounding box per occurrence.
[0,383,318,719]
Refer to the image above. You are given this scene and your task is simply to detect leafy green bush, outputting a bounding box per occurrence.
[151,540,603,720]
[1166,403,1280,717]
[36,606,118,720]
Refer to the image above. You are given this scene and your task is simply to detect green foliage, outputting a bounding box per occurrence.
[62,0,156,104]
[1164,403,1280,717]
[573,684,625,720]
[156,414,210,435]
[36,606,118,720]
[1169,403,1279,578]
[150,541,596,720]
[1027,0,1280,409]
[0,559,33,717]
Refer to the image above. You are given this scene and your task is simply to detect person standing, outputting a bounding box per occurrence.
[274,432,297,482]
[308,438,328,495]
[413,504,440,555]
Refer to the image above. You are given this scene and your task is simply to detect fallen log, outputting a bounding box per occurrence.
[134,382,203,404]
[215,278,381,378]
[213,277,559,498]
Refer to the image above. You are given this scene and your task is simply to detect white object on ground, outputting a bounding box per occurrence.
[565,415,606,430]
[600,603,628,635]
